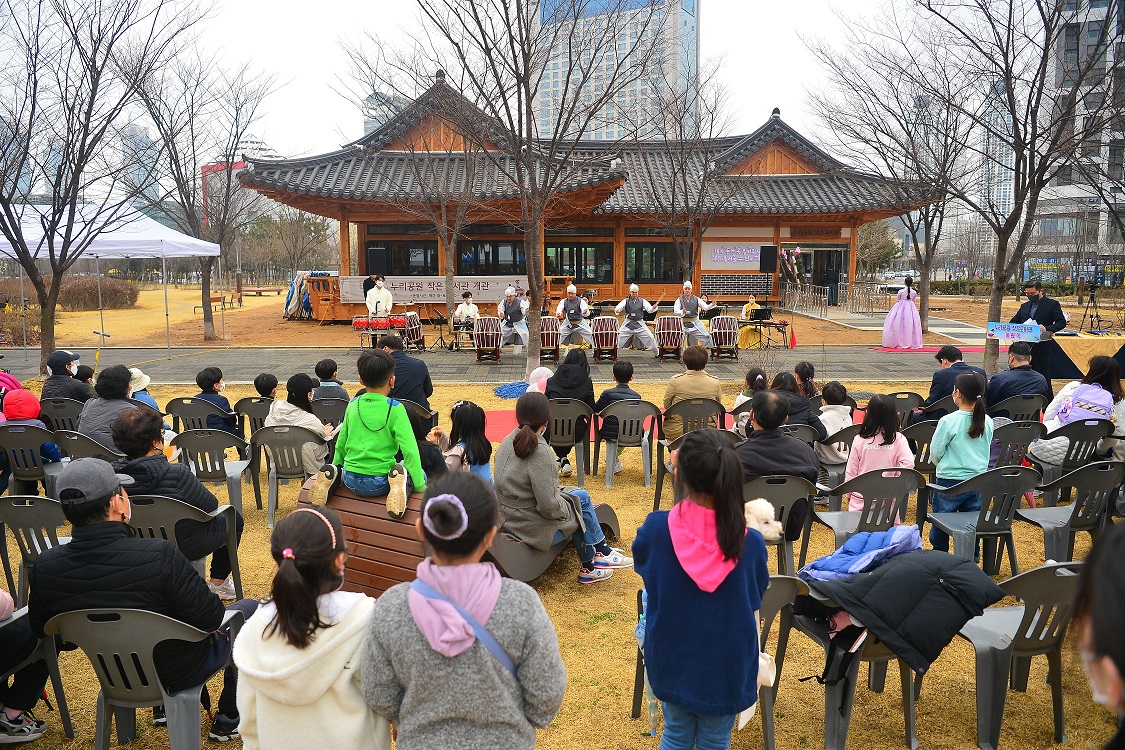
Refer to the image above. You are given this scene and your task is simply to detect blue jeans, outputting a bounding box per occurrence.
[930,478,982,553]
[550,489,606,568]
[659,701,737,750]
[343,470,389,497]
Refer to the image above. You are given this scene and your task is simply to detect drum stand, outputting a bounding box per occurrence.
[427,306,451,351]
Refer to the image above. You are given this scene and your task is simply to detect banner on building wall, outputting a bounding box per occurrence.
[340,275,531,304]
[700,241,763,271]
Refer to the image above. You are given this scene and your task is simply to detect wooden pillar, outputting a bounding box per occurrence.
[848,218,859,283]
[614,219,625,296]
[339,207,352,276]
[773,219,783,297]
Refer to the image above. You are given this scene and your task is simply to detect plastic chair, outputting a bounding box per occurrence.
[902,420,939,531]
[1028,418,1114,506]
[310,397,349,428]
[918,394,956,421]
[992,421,1046,468]
[926,466,1041,575]
[234,396,273,510]
[397,398,438,429]
[956,562,1082,750]
[802,469,926,569]
[652,433,688,511]
[708,315,739,360]
[0,424,66,497]
[779,423,819,445]
[487,503,620,581]
[818,423,862,488]
[126,397,163,416]
[809,395,858,412]
[53,430,124,461]
[0,608,73,738]
[987,394,1047,422]
[547,398,594,487]
[127,494,243,599]
[654,400,726,510]
[887,391,925,428]
[168,430,250,513]
[250,425,327,528]
[593,400,661,488]
[793,612,919,750]
[759,575,810,750]
[744,475,816,575]
[164,396,235,433]
[0,495,68,607]
[44,608,245,750]
[1015,461,1124,562]
[37,397,85,432]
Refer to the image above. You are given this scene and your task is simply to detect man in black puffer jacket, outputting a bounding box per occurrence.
[28,458,256,742]
[111,408,244,601]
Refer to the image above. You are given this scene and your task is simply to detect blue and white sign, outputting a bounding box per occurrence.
[986,322,1041,342]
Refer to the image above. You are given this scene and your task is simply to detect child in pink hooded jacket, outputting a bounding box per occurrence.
[844,394,915,512]
[634,429,769,750]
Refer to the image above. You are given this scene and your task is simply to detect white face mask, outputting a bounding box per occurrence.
[1082,650,1116,708]
[218,381,226,392]
[376,281,384,289]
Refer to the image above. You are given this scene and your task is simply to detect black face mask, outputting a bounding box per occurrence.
[1026,291,1040,301]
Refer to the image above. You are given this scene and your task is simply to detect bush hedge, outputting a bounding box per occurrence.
[928,280,1080,297]
[0,308,41,346]
[0,275,139,311]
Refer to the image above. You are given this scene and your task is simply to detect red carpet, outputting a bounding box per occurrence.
[485,409,518,441]
[873,346,990,353]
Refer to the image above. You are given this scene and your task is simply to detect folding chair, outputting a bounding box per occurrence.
[168,430,250,513]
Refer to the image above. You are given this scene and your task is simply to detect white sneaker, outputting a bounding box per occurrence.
[613,459,624,474]
[594,548,634,568]
[208,576,237,601]
[578,567,613,584]
[386,463,408,518]
[558,458,573,476]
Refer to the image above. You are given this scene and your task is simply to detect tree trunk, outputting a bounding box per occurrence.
[34,279,60,374]
[201,257,216,340]
[917,271,931,334]
[444,228,457,319]
[983,245,1008,374]
[524,211,545,379]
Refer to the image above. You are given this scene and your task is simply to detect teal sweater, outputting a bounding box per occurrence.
[930,409,994,481]
[332,393,426,491]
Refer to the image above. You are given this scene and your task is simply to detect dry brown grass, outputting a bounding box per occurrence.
[5,381,1118,749]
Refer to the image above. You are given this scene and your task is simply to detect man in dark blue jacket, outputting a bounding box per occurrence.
[1010,279,1067,395]
[594,361,642,475]
[920,346,986,418]
[380,334,433,411]
[985,341,1051,407]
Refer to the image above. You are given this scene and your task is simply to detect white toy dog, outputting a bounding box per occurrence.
[744,498,783,542]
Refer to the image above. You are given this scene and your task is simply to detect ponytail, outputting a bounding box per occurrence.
[953,372,988,439]
[676,429,747,561]
[513,391,551,459]
[266,507,345,649]
[512,424,541,458]
[969,395,987,439]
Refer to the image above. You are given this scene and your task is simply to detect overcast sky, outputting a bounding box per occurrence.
[201,0,886,158]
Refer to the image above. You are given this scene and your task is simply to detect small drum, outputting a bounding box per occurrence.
[404,312,424,349]
[592,316,619,362]
[656,316,684,362]
[352,316,369,331]
[540,315,560,363]
[371,316,390,331]
[389,314,408,329]
[474,316,502,362]
[709,315,739,361]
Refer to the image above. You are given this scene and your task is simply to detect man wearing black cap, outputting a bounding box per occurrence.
[27,459,256,742]
[40,350,93,402]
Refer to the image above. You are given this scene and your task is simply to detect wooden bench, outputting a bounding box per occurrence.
[194,295,222,313]
[223,293,242,309]
[243,287,284,296]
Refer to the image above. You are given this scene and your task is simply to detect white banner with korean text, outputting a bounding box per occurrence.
[340,275,531,305]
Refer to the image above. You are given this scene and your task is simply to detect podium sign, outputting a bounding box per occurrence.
[987,322,1041,342]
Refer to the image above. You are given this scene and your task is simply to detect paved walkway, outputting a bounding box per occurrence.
[816,307,988,345]
[2,344,944,384]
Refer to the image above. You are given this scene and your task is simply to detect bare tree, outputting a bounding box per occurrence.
[0,0,198,370]
[273,205,335,277]
[348,0,663,373]
[133,52,273,339]
[807,7,969,332]
[856,219,902,279]
[916,0,1125,373]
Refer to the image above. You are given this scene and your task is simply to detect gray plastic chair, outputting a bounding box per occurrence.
[53,430,124,461]
[164,396,235,433]
[44,607,245,750]
[396,398,438,429]
[1015,461,1124,562]
[780,423,819,445]
[957,562,1082,750]
[548,398,594,487]
[0,495,68,607]
[169,430,250,513]
[652,433,689,511]
[887,391,925,428]
[234,396,273,511]
[593,399,661,488]
[1028,418,1114,506]
[744,475,816,575]
[794,613,919,750]
[918,394,955,421]
[0,424,66,497]
[804,469,926,568]
[926,466,1041,575]
[992,421,1046,468]
[902,420,939,530]
[0,607,73,738]
[250,425,326,528]
[127,494,243,599]
[818,424,862,488]
[809,395,858,412]
[38,397,85,432]
[988,394,1047,422]
[758,575,810,750]
[653,399,726,509]
[310,397,349,428]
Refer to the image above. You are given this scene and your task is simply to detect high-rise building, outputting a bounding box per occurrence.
[978,80,1015,262]
[122,124,162,206]
[363,92,408,135]
[535,0,699,140]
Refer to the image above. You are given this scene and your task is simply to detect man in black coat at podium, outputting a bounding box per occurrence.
[1009,279,1067,396]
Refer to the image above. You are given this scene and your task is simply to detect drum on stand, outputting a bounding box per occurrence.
[656,316,685,362]
[371,316,390,331]
[709,315,739,361]
[403,312,425,350]
[540,315,561,363]
[592,316,619,362]
[473,316,502,362]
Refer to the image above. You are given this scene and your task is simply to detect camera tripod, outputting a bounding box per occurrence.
[1079,285,1111,332]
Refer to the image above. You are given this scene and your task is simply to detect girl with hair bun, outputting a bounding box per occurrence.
[634,429,769,749]
[361,472,567,749]
[233,507,390,749]
[929,372,993,553]
[882,276,923,349]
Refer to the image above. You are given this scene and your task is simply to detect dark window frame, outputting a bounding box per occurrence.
[456,240,527,275]
[625,242,684,284]
[545,242,614,284]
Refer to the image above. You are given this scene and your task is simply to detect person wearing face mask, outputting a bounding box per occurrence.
[1010,279,1066,396]
[194,366,240,436]
[1074,524,1125,749]
[41,349,94,402]
[27,458,259,743]
[365,275,393,318]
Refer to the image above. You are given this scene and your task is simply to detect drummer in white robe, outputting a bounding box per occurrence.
[614,284,659,352]
[556,284,594,348]
[497,287,530,353]
[673,280,715,348]
[365,275,393,316]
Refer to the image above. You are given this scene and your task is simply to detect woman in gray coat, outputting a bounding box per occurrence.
[493,391,632,585]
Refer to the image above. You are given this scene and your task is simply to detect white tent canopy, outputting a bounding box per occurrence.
[0,204,222,351]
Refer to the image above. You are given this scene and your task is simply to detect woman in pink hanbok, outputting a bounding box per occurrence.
[882,277,923,349]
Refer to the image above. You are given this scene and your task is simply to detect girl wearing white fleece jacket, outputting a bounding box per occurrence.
[233,508,390,750]
[361,473,568,750]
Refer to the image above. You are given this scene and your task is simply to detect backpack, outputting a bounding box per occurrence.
[1058,382,1115,425]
